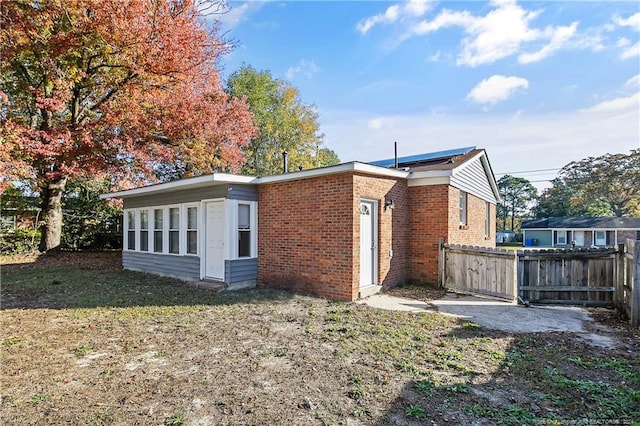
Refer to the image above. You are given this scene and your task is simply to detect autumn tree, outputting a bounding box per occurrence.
[535,150,640,218]
[0,0,255,251]
[497,175,538,231]
[225,65,338,176]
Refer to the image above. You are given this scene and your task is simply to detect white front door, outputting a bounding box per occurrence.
[359,201,377,288]
[595,231,606,246]
[574,231,584,246]
[205,201,225,280]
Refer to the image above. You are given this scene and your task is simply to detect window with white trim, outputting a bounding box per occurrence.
[485,202,490,237]
[153,208,163,253]
[238,203,251,257]
[169,207,180,254]
[459,191,468,226]
[127,210,135,250]
[140,209,149,252]
[186,206,198,255]
[557,231,567,245]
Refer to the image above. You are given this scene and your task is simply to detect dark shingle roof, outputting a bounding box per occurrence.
[522,217,640,229]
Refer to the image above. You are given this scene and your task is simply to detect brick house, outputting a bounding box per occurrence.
[102,146,500,301]
[522,217,640,248]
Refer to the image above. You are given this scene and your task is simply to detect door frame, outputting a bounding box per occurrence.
[201,199,226,280]
[359,198,379,288]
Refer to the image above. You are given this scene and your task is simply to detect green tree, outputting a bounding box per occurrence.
[497,175,538,231]
[225,65,339,176]
[535,150,639,218]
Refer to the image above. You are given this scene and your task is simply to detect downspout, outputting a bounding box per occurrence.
[282,151,288,174]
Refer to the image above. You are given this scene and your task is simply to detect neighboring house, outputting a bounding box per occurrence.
[0,195,40,231]
[102,146,500,301]
[521,217,640,248]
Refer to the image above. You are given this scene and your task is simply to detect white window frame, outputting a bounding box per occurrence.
[557,230,567,245]
[484,202,490,237]
[167,204,181,255]
[124,209,136,251]
[459,191,468,226]
[152,206,164,254]
[229,200,257,259]
[184,203,199,256]
[139,208,150,252]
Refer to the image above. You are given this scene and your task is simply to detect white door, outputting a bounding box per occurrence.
[359,201,376,288]
[595,231,606,246]
[205,201,225,280]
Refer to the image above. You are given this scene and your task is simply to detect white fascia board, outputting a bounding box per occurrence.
[254,162,409,184]
[101,173,256,199]
[407,176,451,187]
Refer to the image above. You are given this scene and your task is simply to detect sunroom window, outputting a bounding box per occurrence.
[169,207,180,254]
[140,210,149,252]
[187,206,198,255]
[127,210,135,250]
[238,204,251,257]
[153,208,163,253]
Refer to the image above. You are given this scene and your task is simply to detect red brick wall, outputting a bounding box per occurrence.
[258,173,356,301]
[408,184,450,283]
[448,187,496,247]
[258,172,497,298]
[353,173,410,288]
[408,185,496,284]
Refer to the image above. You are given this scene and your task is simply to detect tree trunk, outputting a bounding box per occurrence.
[38,177,67,252]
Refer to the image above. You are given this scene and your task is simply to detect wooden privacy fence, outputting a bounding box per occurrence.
[439,240,640,327]
[440,243,518,302]
[616,240,640,327]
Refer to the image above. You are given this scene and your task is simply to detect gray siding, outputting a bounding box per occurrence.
[225,258,258,283]
[123,251,200,279]
[450,157,498,204]
[228,184,258,201]
[523,230,552,247]
[124,185,229,209]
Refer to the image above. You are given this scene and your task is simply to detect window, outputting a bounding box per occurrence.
[140,210,149,252]
[169,207,180,254]
[238,203,251,257]
[595,231,606,246]
[557,231,567,245]
[459,191,467,226]
[154,208,163,253]
[187,206,198,255]
[485,202,490,237]
[127,210,135,250]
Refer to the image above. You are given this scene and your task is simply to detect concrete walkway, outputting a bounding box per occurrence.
[357,292,617,348]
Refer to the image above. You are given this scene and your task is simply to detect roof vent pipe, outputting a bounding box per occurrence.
[282,151,288,174]
[394,141,398,169]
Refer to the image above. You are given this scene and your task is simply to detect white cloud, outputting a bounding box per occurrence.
[467,75,529,105]
[365,0,601,66]
[614,12,640,31]
[626,74,640,88]
[285,60,320,80]
[518,22,578,64]
[214,2,266,30]
[620,41,640,59]
[582,93,640,113]
[427,50,441,62]
[356,0,432,34]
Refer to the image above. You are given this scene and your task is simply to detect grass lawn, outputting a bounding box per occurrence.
[1,252,639,425]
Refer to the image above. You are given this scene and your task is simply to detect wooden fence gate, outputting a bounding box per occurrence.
[440,240,640,326]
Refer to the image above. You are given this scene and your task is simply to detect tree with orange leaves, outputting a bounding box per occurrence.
[0,0,255,251]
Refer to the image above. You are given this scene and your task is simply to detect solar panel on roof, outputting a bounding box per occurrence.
[369,146,476,168]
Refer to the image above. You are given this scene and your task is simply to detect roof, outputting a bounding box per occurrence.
[102,146,500,202]
[522,217,640,230]
[369,146,475,168]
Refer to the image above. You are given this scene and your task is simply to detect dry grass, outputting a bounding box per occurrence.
[1,252,639,425]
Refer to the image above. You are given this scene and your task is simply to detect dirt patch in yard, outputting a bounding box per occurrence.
[1,254,639,424]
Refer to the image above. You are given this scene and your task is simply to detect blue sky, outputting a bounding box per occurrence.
[214,0,639,188]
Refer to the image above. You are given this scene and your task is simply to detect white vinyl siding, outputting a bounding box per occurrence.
[450,155,498,204]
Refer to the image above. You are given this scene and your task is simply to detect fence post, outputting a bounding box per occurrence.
[438,237,445,288]
[632,240,640,328]
[615,243,625,310]
[512,250,518,303]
